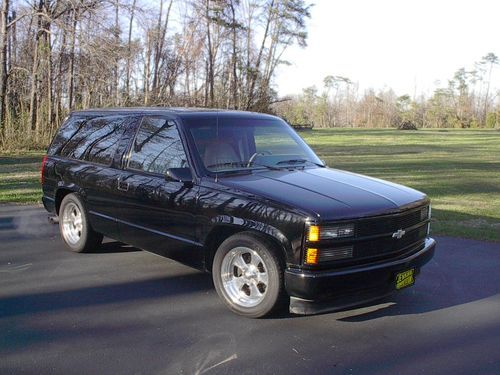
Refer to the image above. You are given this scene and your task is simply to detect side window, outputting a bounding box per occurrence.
[127,117,188,175]
[83,117,126,165]
[47,117,87,156]
[60,116,125,165]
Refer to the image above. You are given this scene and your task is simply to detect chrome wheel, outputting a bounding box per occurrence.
[221,246,269,308]
[61,202,83,245]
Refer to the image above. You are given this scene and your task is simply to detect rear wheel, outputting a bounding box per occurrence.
[59,193,102,253]
[212,232,286,318]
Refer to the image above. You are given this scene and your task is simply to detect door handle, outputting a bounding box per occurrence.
[117,178,129,192]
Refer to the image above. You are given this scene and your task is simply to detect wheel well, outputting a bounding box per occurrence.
[204,226,287,272]
[55,188,73,215]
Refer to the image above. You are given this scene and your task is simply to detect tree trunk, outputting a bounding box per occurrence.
[29,0,44,133]
[151,0,164,99]
[125,0,137,102]
[144,30,151,105]
[483,63,493,126]
[46,24,53,136]
[67,9,77,110]
[151,0,173,102]
[55,19,67,125]
[114,0,120,106]
[229,0,238,109]
[0,0,10,138]
[246,0,273,109]
[205,0,214,107]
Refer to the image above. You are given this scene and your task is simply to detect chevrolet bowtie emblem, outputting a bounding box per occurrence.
[392,229,406,239]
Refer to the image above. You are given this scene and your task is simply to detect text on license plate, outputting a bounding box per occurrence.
[395,269,415,290]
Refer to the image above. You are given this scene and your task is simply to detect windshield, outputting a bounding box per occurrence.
[183,116,323,173]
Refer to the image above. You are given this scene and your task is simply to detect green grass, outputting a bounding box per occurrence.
[0,152,44,204]
[1,128,499,241]
[300,128,500,242]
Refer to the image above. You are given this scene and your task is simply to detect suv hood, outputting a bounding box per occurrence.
[216,167,428,221]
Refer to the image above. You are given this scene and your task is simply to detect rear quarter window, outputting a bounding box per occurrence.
[60,116,126,165]
[47,116,87,156]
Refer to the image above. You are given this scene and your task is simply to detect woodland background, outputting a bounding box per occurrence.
[0,0,498,150]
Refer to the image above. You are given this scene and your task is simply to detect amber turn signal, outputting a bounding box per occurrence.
[305,248,319,264]
[308,225,320,242]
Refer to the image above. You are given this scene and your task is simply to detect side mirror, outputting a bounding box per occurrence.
[165,167,193,185]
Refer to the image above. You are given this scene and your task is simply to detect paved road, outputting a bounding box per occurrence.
[0,205,499,374]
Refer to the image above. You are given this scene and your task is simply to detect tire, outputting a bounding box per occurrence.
[59,193,103,253]
[212,232,286,318]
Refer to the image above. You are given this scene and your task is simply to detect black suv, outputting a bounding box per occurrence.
[41,108,436,317]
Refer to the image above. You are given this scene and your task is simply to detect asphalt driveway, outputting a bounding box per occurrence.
[1,205,499,374]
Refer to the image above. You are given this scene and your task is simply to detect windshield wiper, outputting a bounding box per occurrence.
[276,158,307,165]
[206,161,279,172]
[243,161,280,171]
[206,161,244,170]
[276,159,325,168]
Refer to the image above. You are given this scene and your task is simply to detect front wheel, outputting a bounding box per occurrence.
[212,232,286,318]
[59,193,103,253]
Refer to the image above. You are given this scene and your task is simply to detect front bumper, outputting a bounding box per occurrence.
[285,237,436,314]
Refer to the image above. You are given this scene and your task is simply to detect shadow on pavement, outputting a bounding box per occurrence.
[91,241,141,253]
[0,273,213,319]
[336,241,500,322]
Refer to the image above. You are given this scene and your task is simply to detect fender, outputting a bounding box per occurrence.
[53,182,86,214]
[56,181,85,196]
[204,214,295,265]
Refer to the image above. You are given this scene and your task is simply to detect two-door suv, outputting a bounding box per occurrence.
[41,108,436,317]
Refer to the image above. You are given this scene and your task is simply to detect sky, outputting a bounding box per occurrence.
[275,0,500,97]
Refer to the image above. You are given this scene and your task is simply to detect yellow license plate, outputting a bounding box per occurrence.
[395,269,415,290]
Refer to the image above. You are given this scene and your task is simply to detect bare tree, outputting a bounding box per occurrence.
[0,0,10,137]
[0,0,310,148]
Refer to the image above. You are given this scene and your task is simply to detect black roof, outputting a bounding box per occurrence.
[71,107,278,121]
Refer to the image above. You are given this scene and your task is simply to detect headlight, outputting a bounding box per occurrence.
[421,205,431,221]
[308,224,355,241]
[321,224,355,239]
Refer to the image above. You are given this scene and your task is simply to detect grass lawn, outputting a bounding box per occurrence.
[0,152,44,204]
[1,128,499,241]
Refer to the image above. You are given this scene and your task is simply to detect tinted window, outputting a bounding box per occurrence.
[127,117,188,174]
[47,117,87,156]
[60,116,125,165]
[184,117,322,172]
[254,124,306,155]
[83,117,126,165]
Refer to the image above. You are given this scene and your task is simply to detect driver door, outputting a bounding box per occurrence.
[113,116,203,268]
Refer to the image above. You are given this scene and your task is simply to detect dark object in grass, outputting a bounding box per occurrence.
[398,121,418,130]
[291,123,314,130]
